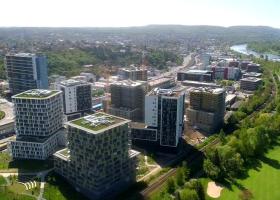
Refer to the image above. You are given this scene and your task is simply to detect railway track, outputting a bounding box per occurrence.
[140,139,220,198]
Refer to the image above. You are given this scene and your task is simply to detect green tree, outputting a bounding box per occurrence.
[203,159,221,180]
[182,161,190,181]
[166,177,176,194]
[175,168,185,186]
[179,188,199,200]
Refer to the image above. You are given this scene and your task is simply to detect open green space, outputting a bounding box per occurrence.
[0,152,53,172]
[0,111,5,120]
[215,140,280,200]
[43,172,87,200]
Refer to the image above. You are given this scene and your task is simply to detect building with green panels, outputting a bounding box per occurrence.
[54,112,139,200]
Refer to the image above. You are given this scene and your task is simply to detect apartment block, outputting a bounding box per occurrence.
[5,53,48,95]
[246,63,261,73]
[55,79,92,120]
[54,113,139,200]
[187,87,225,133]
[177,70,213,82]
[240,77,263,91]
[9,89,64,160]
[109,80,146,122]
[131,88,185,148]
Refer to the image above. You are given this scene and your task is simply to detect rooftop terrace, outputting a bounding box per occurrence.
[68,112,130,134]
[13,89,60,99]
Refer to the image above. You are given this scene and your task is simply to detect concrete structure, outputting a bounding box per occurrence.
[54,113,139,200]
[109,80,146,122]
[187,87,225,133]
[148,76,176,91]
[119,68,147,81]
[247,63,261,73]
[240,77,263,91]
[177,70,213,82]
[9,89,64,160]
[181,80,220,88]
[242,72,262,78]
[131,88,185,148]
[5,53,48,95]
[55,79,92,120]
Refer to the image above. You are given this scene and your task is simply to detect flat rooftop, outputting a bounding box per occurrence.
[241,77,262,82]
[190,87,225,95]
[13,89,61,99]
[59,79,88,87]
[121,68,147,72]
[54,148,70,161]
[243,72,262,77]
[68,112,130,134]
[6,53,35,57]
[111,80,146,87]
[147,87,184,97]
[179,69,212,74]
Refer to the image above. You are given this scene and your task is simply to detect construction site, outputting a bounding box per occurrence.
[187,87,226,134]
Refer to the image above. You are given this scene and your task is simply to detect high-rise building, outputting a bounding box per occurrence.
[187,87,225,133]
[9,89,65,160]
[5,53,48,95]
[54,113,139,200]
[131,88,185,148]
[109,80,146,122]
[55,79,92,120]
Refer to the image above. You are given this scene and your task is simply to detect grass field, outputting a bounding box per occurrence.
[204,140,280,200]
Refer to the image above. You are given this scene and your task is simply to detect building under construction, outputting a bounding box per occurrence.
[187,87,225,133]
[119,67,148,81]
[109,80,147,122]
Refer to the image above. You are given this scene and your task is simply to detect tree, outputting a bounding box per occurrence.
[175,168,185,186]
[166,178,176,194]
[219,129,226,144]
[179,188,199,200]
[203,159,221,180]
[185,179,205,200]
[182,161,190,181]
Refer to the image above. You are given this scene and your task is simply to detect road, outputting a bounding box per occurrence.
[0,99,14,126]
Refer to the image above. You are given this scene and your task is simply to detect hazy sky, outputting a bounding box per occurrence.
[1,0,279,28]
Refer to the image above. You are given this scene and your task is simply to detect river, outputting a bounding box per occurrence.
[230,44,280,61]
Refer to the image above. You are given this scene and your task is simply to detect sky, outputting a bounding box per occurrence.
[0,0,279,28]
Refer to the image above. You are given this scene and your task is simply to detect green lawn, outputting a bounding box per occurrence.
[204,141,280,200]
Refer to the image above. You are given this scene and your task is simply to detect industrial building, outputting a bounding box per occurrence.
[177,70,213,82]
[55,79,92,120]
[240,77,263,91]
[187,87,225,133]
[54,113,139,200]
[131,87,185,148]
[9,89,65,160]
[109,80,146,122]
[5,53,49,95]
[119,67,148,81]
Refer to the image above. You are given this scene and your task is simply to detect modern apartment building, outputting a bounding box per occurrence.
[55,79,92,120]
[5,53,48,95]
[119,67,148,81]
[131,88,185,148]
[109,80,146,122]
[240,77,263,91]
[54,113,139,200]
[187,87,225,133]
[9,89,64,160]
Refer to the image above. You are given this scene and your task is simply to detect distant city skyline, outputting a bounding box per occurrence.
[1,0,279,28]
